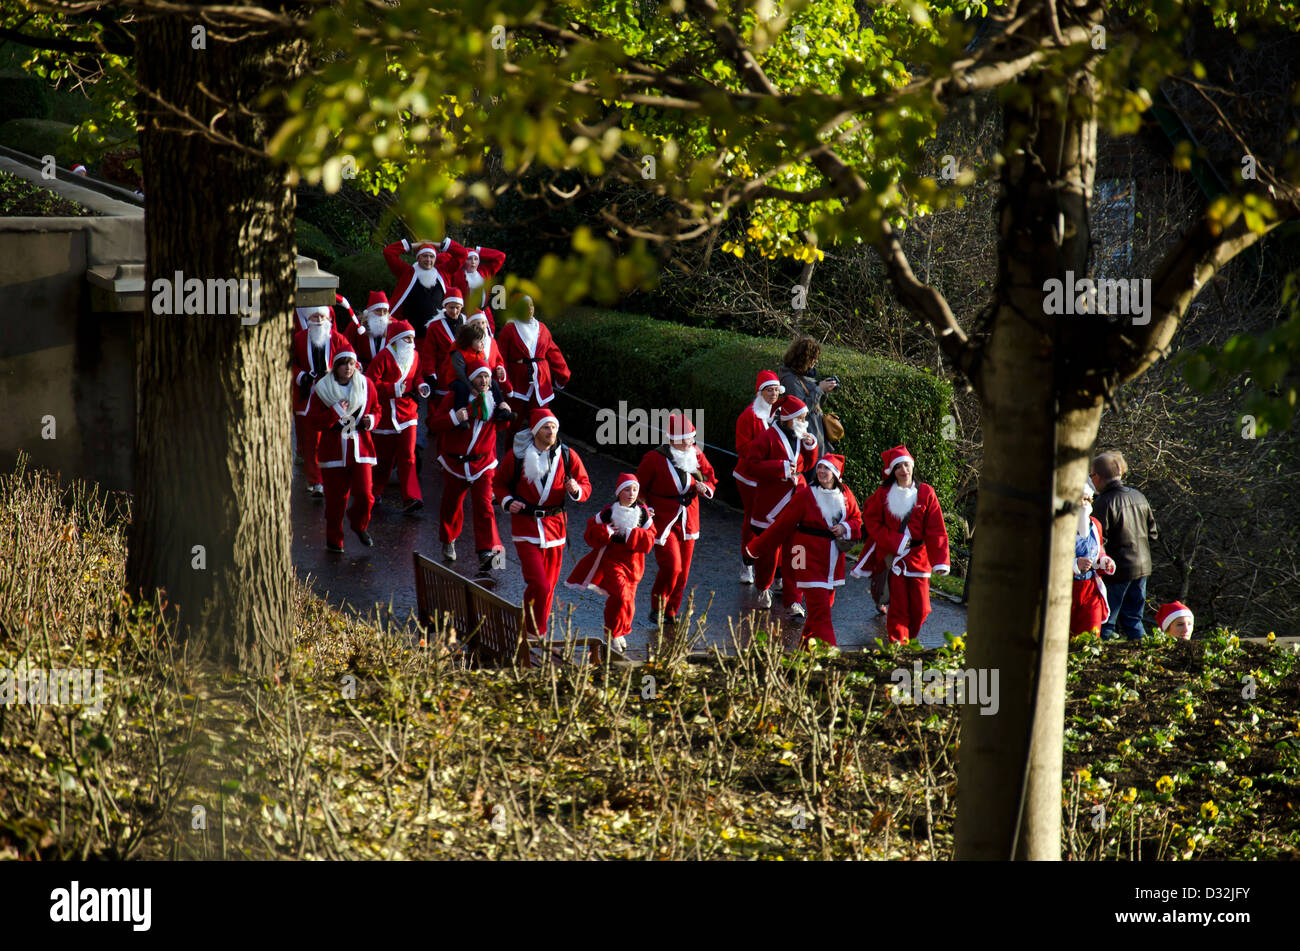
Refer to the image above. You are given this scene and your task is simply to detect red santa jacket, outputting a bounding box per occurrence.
[635,446,718,545]
[346,322,391,370]
[291,328,352,415]
[303,374,380,468]
[494,440,593,548]
[439,336,507,392]
[498,319,570,405]
[363,346,423,434]
[744,424,820,528]
[565,502,657,596]
[447,239,506,330]
[732,403,775,486]
[851,481,951,579]
[382,238,470,324]
[418,310,464,393]
[747,484,863,590]
[427,388,510,482]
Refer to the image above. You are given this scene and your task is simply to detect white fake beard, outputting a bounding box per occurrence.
[669,445,696,472]
[751,394,775,425]
[811,485,845,528]
[790,418,809,440]
[1077,501,1093,538]
[886,483,918,523]
[392,341,416,375]
[367,315,389,338]
[464,267,484,290]
[308,323,329,347]
[609,503,639,534]
[414,265,440,288]
[524,443,551,490]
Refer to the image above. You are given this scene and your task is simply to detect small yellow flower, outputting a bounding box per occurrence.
[1117,738,1132,755]
[1076,768,1092,784]
[1121,787,1137,803]
[1200,800,1219,820]
[951,636,965,651]
[1156,775,1175,794]
[1183,703,1196,718]
[1228,635,1240,648]
[1238,777,1253,790]
[1266,632,1276,643]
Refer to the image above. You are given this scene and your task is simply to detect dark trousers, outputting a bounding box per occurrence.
[1100,575,1148,641]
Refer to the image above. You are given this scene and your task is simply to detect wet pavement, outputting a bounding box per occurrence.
[292,406,967,659]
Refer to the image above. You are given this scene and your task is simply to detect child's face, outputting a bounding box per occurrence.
[1167,616,1193,640]
[618,485,638,506]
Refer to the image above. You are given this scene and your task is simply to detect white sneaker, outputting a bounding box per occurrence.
[756,588,773,608]
[442,542,457,561]
[612,636,628,653]
[788,602,806,619]
[739,565,755,584]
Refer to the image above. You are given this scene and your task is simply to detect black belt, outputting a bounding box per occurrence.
[797,523,837,539]
[527,505,565,518]
[448,452,484,463]
[513,357,542,364]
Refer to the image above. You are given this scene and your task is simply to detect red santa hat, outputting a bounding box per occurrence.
[385,319,415,345]
[666,412,696,440]
[71,163,88,176]
[442,290,465,306]
[465,310,489,326]
[614,473,639,497]
[755,370,784,394]
[297,305,332,324]
[331,348,357,366]
[881,445,914,477]
[467,246,482,262]
[778,396,808,421]
[465,356,492,381]
[412,242,439,258]
[1157,602,1193,633]
[530,407,559,434]
[816,454,845,480]
[363,291,390,315]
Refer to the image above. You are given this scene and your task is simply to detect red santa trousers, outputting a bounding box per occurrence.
[751,526,805,609]
[886,571,931,644]
[295,415,322,485]
[1069,578,1109,635]
[650,534,695,617]
[321,463,373,548]
[736,481,757,564]
[800,588,837,647]
[602,563,640,640]
[439,472,501,551]
[515,541,564,638]
[372,429,421,503]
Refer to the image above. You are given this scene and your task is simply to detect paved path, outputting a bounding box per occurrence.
[292,416,968,659]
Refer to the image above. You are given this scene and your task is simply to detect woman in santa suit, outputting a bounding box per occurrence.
[381,237,470,338]
[494,409,593,639]
[1070,477,1116,635]
[744,396,820,616]
[304,350,381,552]
[347,291,393,370]
[364,319,428,516]
[565,473,658,655]
[291,306,351,498]
[497,295,571,436]
[745,455,862,647]
[851,446,951,645]
[428,358,516,572]
[733,370,784,583]
[446,240,507,333]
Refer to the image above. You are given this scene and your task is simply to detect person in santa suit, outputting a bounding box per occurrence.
[291,305,351,498]
[497,295,571,436]
[304,349,381,552]
[733,370,784,584]
[364,319,428,516]
[1156,601,1194,641]
[429,357,516,571]
[381,237,470,339]
[745,455,862,647]
[294,293,358,333]
[347,291,393,370]
[636,413,718,628]
[446,240,507,333]
[439,312,510,406]
[851,446,951,645]
[565,473,658,655]
[418,291,468,399]
[1070,477,1116,635]
[745,396,820,616]
[494,409,593,639]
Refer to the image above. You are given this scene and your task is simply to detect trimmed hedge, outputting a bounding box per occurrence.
[330,251,397,315]
[0,73,52,124]
[295,219,338,270]
[548,307,957,510]
[0,118,77,166]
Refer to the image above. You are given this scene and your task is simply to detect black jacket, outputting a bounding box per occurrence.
[1092,479,1158,580]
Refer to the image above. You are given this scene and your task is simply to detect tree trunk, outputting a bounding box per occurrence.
[127,12,304,676]
[954,9,1105,859]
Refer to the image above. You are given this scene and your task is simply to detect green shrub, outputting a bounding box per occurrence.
[0,73,53,124]
[549,307,957,510]
[295,218,338,270]
[331,251,398,313]
[0,118,77,165]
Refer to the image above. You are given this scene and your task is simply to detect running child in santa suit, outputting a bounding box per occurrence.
[498,295,571,436]
[745,455,862,647]
[733,370,784,584]
[428,358,516,572]
[744,396,820,617]
[446,240,507,333]
[304,350,381,552]
[291,306,351,498]
[494,409,593,639]
[851,446,951,645]
[381,238,470,338]
[1156,602,1194,641]
[636,413,718,628]
[439,312,510,408]
[1070,476,1116,635]
[565,473,658,654]
[347,291,394,370]
[364,319,428,516]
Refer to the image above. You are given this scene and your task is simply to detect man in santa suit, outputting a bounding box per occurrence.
[494,409,593,639]
[1070,477,1116,635]
[733,370,784,583]
[429,358,516,571]
[636,413,718,628]
[347,291,393,370]
[364,319,428,516]
[382,237,470,338]
[566,473,657,654]
[418,291,468,399]
[291,305,351,498]
[304,350,381,552]
[497,295,571,436]
[851,446,951,644]
[294,292,358,332]
[745,455,862,647]
[745,396,820,615]
[446,240,507,332]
